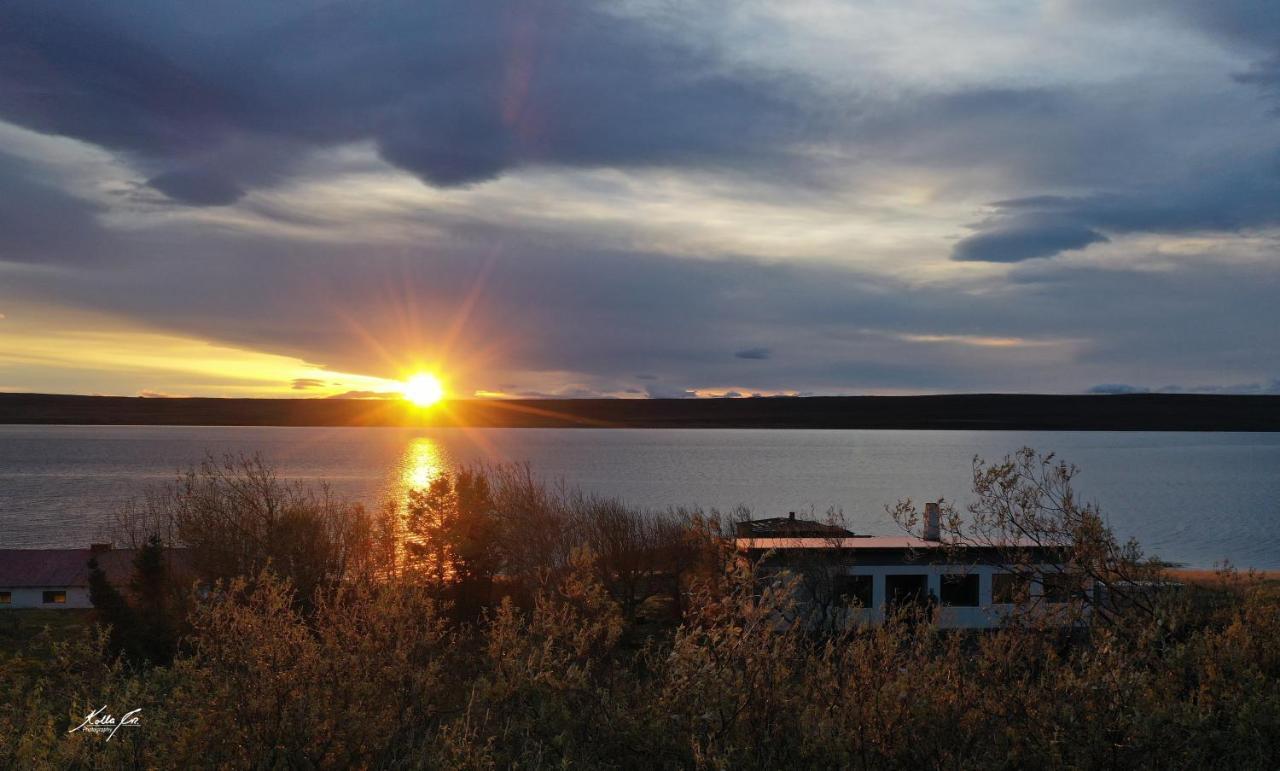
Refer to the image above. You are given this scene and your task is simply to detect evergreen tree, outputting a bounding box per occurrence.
[129,535,176,664]
[87,555,136,658]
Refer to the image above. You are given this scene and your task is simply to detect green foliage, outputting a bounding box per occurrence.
[129,536,178,665]
[87,556,135,660]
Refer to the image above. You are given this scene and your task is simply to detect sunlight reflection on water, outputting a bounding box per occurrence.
[391,435,452,576]
[397,436,446,504]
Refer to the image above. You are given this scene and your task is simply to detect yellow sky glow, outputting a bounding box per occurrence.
[0,313,401,397]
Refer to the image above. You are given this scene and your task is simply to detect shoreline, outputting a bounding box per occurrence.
[1168,568,1280,582]
[4,392,1280,431]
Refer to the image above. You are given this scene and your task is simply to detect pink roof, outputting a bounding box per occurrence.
[735,536,1042,550]
[736,536,946,550]
[0,548,185,588]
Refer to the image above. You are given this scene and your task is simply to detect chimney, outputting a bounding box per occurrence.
[788,511,796,521]
[923,502,941,541]
[89,543,113,553]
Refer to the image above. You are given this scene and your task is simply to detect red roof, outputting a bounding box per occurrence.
[0,548,187,588]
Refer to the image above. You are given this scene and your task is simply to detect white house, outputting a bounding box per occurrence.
[735,504,1087,630]
[0,544,152,609]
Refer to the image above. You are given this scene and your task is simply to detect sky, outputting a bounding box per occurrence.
[2,0,1279,399]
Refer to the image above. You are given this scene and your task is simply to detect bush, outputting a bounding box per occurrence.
[3,452,1275,769]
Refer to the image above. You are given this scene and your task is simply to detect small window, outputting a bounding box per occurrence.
[834,575,873,607]
[885,574,929,608]
[0,591,11,604]
[993,573,1031,604]
[42,590,66,605]
[940,574,980,607]
[1042,572,1083,604]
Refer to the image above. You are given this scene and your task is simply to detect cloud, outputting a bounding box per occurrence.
[1158,379,1280,395]
[0,0,819,205]
[326,390,396,400]
[644,383,699,399]
[290,377,327,390]
[953,215,1109,262]
[954,168,1280,261]
[5,0,1280,397]
[0,152,105,264]
[937,0,1280,263]
[7,203,1280,396]
[1089,379,1280,395]
[1087,383,1150,395]
[148,169,245,206]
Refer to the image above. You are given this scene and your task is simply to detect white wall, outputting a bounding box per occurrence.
[835,564,1068,630]
[0,586,93,609]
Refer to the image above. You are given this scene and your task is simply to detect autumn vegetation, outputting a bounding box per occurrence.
[1,451,1278,769]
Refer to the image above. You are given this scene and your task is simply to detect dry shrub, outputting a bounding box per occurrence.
[5,452,1278,769]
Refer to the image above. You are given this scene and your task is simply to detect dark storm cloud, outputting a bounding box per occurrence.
[5,0,1280,396]
[952,215,1108,263]
[147,170,245,207]
[0,0,817,204]
[951,0,1280,263]
[953,161,1280,261]
[1125,1,1280,49]
[860,6,1280,264]
[1235,56,1280,100]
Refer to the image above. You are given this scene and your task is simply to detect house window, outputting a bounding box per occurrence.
[834,575,873,607]
[0,591,11,604]
[993,573,1030,604]
[1042,572,1083,604]
[42,590,66,605]
[885,574,929,608]
[940,574,980,607]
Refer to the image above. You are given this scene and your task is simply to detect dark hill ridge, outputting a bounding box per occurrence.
[1,392,1278,430]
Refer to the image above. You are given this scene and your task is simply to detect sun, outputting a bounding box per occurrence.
[401,373,445,407]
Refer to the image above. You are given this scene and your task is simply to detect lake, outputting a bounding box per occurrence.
[0,425,1277,568]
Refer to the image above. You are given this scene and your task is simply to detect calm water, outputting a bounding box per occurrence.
[0,425,1277,568]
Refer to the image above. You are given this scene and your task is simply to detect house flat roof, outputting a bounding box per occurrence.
[735,536,1044,550]
[0,547,188,588]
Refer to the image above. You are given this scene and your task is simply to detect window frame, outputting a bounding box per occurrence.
[884,573,930,608]
[1041,572,1084,604]
[42,590,67,605]
[833,574,874,608]
[940,573,981,607]
[992,572,1031,604]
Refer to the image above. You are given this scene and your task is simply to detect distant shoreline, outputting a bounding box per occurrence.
[3,392,1279,430]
